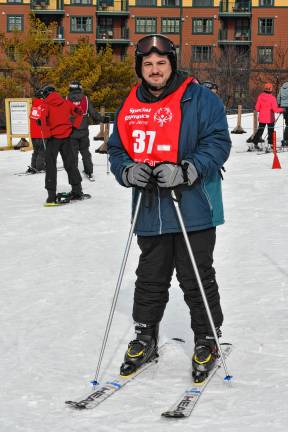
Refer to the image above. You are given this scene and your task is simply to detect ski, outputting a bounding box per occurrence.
[161,343,233,419]
[65,342,170,410]
[15,166,64,176]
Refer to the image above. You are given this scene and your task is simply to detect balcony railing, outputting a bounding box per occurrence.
[53,26,65,42]
[96,0,129,13]
[219,1,251,15]
[30,0,64,12]
[96,26,129,42]
[218,28,251,44]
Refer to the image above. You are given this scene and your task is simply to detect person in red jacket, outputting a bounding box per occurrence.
[28,92,50,173]
[37,85,84,206]
[252,83,284,151]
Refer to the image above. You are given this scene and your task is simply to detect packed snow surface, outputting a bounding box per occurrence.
[0,115,288,431]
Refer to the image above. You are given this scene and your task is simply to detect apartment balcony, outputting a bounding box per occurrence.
[218,29,251,45]
[30,0,64,14]
[96,0,129,16]
[219,1,251,17]
[53,26,65,43]
[96,27,130,44]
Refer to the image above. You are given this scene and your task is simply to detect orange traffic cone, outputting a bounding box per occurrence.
[272,153,281,169]
[272,130,281,169]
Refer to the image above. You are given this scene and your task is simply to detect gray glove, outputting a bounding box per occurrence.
[122,163,153,188]
[153,161,198,188]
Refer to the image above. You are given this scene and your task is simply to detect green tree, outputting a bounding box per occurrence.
[0,14,60,95]
[48,43,136,111]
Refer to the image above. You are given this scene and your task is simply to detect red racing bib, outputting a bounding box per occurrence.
[117,78,193,166]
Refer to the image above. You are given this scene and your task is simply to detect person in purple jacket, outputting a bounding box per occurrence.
[252,83,284,151]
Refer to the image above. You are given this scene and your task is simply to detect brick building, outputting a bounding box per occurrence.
[0,0,288,101]
[0,1,286,65]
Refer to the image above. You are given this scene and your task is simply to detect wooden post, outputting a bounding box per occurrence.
[246,111,259,143]
[94,106,105,141]
[253,110,258,136]
[231,105,246,134]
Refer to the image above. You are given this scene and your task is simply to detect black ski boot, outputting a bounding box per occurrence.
[120,323,159,376]
[192,335,219,383]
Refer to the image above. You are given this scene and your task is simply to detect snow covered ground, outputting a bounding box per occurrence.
[1,115,288,432]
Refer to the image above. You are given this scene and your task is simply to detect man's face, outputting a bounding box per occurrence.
[141,52,172,90]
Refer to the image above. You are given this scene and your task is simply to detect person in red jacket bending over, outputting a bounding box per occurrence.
[252,83,284,151]
[37,85,86,206]
[28,90,50,174]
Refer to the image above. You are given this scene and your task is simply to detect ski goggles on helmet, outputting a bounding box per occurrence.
[136,34,176,57]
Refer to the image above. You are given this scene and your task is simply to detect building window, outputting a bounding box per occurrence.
[192,18,213,34]
[259,0,274,6]
[161,18,180,34]
[135,17,157,33]
[257,46,273,64]
[7,0,23,3]
[7,15,23,32]
[258,18,274,35]
[71,16,93,33]
[71,0,92,4]
[136,0,157,6]
[193,0,213,6]
[161,0,180,6]
[192,45,212,62]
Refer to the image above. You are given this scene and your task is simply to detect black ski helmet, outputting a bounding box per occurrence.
[40,85,56,99]
[69,81,83,92]
[135,34,177,78]
[202,81,218,91]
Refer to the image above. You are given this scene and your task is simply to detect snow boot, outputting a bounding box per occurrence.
[120,323,159,376]
[26,166,38,174]
[192,335,219,383]
[44,190,58,207]
[69,185,84,200]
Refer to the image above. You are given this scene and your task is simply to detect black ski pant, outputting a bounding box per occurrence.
[45,137,82,196]
[31,138,46,171]
[70,135,93,175]
[133,228,223,339]
[253,122,274,145]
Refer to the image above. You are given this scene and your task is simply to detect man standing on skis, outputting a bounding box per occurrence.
[67,81,102,182]
[108,34,231,382]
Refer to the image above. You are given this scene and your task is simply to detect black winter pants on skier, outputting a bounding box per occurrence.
[45,137,82,195]
[70,134,93,175]
[31,138,46,171]
[133,228,223,339]
[253,122,275,145]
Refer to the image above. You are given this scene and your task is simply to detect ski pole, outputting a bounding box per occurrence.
[91,191,143,387]
[171,190,232,382]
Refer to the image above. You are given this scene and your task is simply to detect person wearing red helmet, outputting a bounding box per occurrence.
[252,83,283,151]
[108,34,231,383]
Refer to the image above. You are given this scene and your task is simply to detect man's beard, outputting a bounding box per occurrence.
[144,75,170,92]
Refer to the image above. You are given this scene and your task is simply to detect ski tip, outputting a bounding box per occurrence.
[161,411,185,419]
[224,375,233,382]
[171,337,185,343]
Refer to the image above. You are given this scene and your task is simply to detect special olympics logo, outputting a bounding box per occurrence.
[154,107,173,127]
